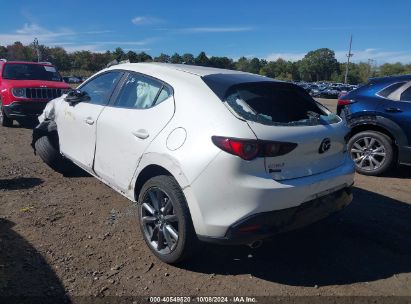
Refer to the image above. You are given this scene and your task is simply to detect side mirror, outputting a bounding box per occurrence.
[64,89,90,105]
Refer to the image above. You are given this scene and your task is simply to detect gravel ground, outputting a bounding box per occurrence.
[0,99,410,302]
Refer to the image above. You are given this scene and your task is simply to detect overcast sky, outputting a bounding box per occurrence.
[1,0,410,64]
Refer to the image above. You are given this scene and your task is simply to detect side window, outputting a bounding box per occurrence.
[378,82,406,98]
[115,74,165,109]
[154,86,171,105]
[400,86,411,101]
[80,71,121,105]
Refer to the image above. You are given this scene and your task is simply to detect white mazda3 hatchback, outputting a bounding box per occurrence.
[33,63,354,263]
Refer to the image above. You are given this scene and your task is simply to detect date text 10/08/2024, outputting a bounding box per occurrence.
[149,296,258,303]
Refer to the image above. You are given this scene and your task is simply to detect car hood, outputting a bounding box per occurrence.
[2,79,70,89]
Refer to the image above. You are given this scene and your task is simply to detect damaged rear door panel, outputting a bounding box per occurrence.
[93,72,175,192]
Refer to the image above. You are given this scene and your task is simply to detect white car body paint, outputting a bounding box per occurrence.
[55,102,105,170]
[93,95,175,192]
[249,121,348,180]
[166,128,187,151]
[40,63,355,239]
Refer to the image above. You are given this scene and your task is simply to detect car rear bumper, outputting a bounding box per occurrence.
[3,101,48,118]
[186,152,355,238]
[197,186,352,245]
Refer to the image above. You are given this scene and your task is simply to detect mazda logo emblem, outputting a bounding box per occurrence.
[319,138,331,153]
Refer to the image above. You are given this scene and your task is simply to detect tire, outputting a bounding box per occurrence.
[138,175,198,264]
[348,131,394,176]
[34,134,75,175]
[0,103,13,127]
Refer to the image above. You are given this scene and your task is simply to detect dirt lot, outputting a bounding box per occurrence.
[0,99,410,301]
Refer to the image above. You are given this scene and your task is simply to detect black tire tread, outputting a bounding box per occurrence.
[35,135,74,174]
[1,108,13,127]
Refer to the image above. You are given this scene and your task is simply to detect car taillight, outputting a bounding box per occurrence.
[212,136,297,161]
[264,142,298,157]
[212,136,259,160]
[337,98,356,106]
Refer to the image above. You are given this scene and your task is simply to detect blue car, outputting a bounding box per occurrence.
[337,75,411,175]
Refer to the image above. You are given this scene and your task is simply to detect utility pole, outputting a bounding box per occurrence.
[367,59,372,79]
[344,35,353,84]
[33,38,41,62]
[367,58,376,79]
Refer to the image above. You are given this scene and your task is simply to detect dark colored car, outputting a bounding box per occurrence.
[338,75,411,175]
[0,60,70,127]
[320,87,341,99]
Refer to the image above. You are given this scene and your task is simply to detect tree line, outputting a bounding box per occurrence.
[1,41,411,84]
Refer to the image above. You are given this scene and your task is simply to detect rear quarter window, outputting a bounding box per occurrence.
[377,82,406,98]
[400,86,411,101]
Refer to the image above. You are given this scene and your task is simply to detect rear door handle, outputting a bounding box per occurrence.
[85,117,95,125]
[132,129,149,139]
[385,107,402,113]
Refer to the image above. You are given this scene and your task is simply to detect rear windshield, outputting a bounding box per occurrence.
[203,75,339,126]
[2,63,62,82]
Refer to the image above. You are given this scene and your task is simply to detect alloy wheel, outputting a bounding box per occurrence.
[350,136,386,171]
[140,187,179,255]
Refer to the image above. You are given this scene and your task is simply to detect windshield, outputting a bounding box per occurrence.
[224,82,340,126]
[2,63,62,81]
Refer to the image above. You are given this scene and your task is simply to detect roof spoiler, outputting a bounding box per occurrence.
[369,74,411,83]
[106,59,130,68]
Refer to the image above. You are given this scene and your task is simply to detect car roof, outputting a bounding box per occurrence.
[158,63,244,76]
[108,62,268,78]
[105,62,281,92]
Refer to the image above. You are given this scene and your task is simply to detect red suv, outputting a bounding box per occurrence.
[0,60,70,127]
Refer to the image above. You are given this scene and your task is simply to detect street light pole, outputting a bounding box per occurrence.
[344,35,354,84]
